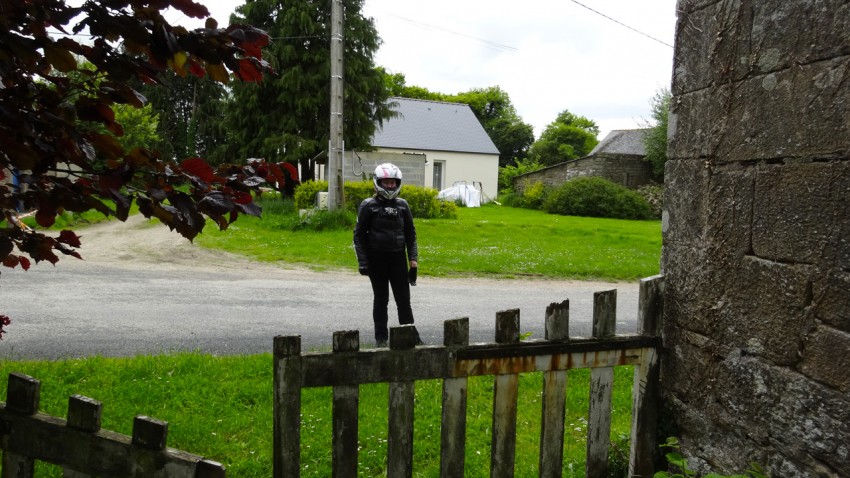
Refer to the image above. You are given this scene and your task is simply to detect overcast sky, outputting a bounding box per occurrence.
[169,0,678,139]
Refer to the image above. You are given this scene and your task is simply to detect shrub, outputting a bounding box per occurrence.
[498,157,544,192]
[293,180,328,210]
[636,184,664,218]
[343,181,376,213]
[518,180,549,210]
[292,181,456,219]
[543,177,654,220]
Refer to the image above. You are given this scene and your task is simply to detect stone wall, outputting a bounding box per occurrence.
[512,154,653,195]
[661,0,849,476]
[341,151,426,187]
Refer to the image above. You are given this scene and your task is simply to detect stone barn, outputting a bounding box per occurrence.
[660,0,849,476]
[511,128,655,195]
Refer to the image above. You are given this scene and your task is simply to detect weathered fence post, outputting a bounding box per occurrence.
[64,394,103,478]
[629,275,664,477]
[332,331,360,478]
[587,290,617,478]
[387,325,419,478]
[540,300,570,478]
[440,318,470,477]
[274,335,302,478]
[491,308,521,478]
[2,373,39,478]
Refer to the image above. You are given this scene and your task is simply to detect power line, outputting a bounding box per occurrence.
[568,0,673,48]
[386,14,518,54]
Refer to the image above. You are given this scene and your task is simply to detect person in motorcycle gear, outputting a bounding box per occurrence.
[353,163,422,347]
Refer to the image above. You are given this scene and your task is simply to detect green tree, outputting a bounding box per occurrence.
[498,156,543,192]
[227,0,394,180]
[111,103,161,151]
[1,0,274,275]
[380,69,445,101]
[643,88,671,181]
[449,87,534,167]
[529,110,599,166]
[139,73,230,164]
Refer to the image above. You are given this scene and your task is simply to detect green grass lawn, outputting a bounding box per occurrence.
[1,201,658,476]
[0,353,634,477]
[195,201,661,281]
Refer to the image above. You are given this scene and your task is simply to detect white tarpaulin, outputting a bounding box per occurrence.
[437,182,481,207]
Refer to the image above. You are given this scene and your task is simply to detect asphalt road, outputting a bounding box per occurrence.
[1,263,639,360]
[0,219,641,360]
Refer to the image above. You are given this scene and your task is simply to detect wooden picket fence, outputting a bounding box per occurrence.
[0,372,226,478]
[274,275,664,478]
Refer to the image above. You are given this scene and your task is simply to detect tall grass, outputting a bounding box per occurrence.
[197,197,661,281]
[0,353,635,477]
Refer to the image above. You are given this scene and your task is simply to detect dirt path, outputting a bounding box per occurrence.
[71,215,268,271]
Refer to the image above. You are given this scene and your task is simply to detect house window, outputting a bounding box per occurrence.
[433,161,445,190]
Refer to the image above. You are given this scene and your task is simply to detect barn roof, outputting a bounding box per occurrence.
[589,129,649,156]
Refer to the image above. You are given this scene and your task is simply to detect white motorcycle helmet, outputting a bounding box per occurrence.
[373,163,402,200]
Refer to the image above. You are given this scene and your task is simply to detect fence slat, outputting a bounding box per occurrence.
[587,290,617,478]
[491,309,521,478]
[0,405,218,477]
[491,373,519,478]
[388,381,415,478]
[2,452,35,478]
[540,301,570,478]
[440,318,470,477]
[6,372,40,415]
[274,336,302,478]
[67,395,102,433]
[629,275,664,477]
[332,331,359,478]
[388,326,417,478]
[586,367,614,478]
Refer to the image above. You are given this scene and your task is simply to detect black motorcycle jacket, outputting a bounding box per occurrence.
[353,196,418,268]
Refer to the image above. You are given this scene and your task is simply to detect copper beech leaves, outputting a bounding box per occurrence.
[1,0,275,274]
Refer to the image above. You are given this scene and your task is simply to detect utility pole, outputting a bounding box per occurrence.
[328,0,344,210]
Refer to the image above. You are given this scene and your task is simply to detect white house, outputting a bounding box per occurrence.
[344,97,501,200]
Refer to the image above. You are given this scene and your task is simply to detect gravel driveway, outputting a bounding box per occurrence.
[1,215,641,360]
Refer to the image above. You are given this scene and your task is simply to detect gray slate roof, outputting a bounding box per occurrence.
[588,129,649,156]
[372,97,500,155]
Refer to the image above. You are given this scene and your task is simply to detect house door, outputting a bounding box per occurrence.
[433,161,444,190]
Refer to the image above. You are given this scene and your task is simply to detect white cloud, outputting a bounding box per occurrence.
[174,0,677,139]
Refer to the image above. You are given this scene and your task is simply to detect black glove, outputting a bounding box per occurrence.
[408,267,417,286]
[359,266,369,276]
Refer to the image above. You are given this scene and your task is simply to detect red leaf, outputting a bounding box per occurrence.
[188,59,206,78]
[36,208,56,228]
[58,230,82,248]
[170,0,210,19]
[181,157,216,183]
[19,256,31,271]
[269,163,286,186]
[97,171,124,191]
[228,26,270,59]
[237,201,262,217]
[282,162,299,180]
[0,237,12,259]
[232,191,253,205]
[235,58,263,83]
[2,255,19,268]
